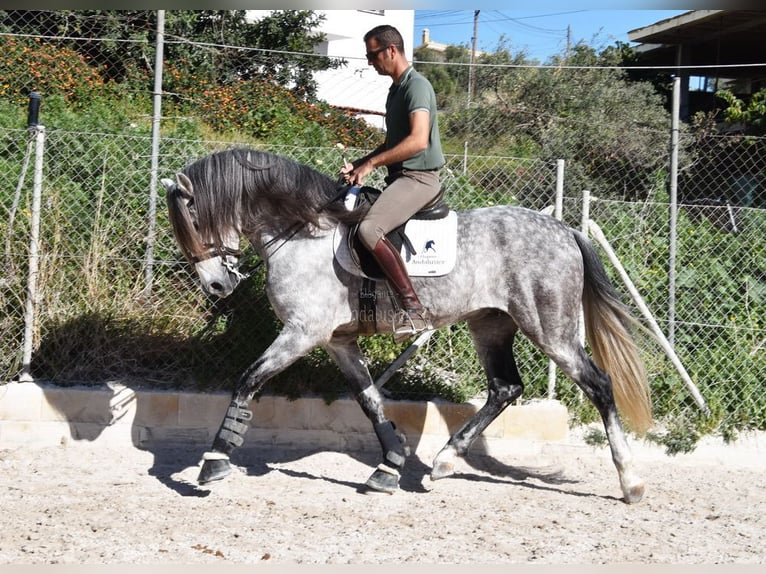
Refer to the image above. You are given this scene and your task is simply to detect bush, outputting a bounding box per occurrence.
[0,36,114,106]
[189,79,380,148]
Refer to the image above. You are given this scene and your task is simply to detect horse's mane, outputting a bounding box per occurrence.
[179,147,363,249]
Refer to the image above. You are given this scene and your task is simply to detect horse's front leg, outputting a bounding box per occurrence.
[325,338,409,494]
[198,324,319,485]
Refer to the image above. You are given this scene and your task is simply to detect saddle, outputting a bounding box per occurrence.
[336,185,457,335]
[347,185,451,279]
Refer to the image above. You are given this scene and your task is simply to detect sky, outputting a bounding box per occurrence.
[414,10,690,61]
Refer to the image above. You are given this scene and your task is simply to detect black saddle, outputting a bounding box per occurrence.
[348,185,450,278]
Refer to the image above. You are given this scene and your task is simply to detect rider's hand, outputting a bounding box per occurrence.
[342,160,373,186]
[340,161,354,183]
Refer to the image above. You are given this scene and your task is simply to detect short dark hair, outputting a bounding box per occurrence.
[364,25,404,52]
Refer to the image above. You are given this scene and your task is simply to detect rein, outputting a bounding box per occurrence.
[234,222,303,279]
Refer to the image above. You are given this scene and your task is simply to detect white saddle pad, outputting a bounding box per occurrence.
[333,211,458,278]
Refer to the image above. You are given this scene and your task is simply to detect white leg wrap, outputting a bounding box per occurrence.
[375,463,400,477]
[202,451,230,461]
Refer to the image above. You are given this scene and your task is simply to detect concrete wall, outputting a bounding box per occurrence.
[0,382,569,457]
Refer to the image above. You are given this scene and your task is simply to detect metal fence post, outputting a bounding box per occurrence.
[547,159,566,400]
[579,189,590,347]
[142,9,165,299]
[668,76,681,345]
[554,159,565,220]
[19,93,45,382]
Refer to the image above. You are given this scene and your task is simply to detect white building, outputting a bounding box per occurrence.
[246,10,415,129]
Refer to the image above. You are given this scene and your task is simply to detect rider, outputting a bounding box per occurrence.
[341,24,445,341]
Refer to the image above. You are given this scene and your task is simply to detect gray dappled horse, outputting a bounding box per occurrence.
[162,147,653,503]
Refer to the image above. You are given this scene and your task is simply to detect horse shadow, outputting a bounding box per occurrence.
[31,380,381,497]
[30,310,586,499]
[33,376,588,499]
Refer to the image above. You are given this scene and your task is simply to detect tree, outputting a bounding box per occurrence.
[0,10,156,82]
[414,44,472,108]
[245,10,342,100]
[0,10,342,100]
[165,10,343,100]
[436,39,672,200]
[717,88,766,135]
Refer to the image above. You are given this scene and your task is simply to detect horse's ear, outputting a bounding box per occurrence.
[160,178,176,194]
[176,172,194,199]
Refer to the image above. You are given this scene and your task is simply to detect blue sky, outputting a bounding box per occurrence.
[414,10,690,61]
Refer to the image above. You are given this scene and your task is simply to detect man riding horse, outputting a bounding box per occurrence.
[340,25,445,342]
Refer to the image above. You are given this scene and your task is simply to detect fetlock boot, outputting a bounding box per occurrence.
[370,236,433,342]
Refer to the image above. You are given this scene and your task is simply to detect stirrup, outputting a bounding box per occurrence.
[392,308,433,343]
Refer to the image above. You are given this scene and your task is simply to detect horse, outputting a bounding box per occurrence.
[161,146,653,503]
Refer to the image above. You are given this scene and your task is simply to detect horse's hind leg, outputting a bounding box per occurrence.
[326,338,409,494]
[552,347,645,503]
[432,312,523,481]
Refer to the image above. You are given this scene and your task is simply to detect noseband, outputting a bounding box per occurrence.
[189,244,251,281]
[188,225,302,283]
[189,244,243,265]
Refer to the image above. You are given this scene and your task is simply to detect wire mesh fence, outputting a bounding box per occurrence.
[1,11,765,438]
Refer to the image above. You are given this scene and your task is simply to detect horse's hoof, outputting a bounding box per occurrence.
[431,463,455,480]
[431,447,457,481]
[430,460,455,481]
[622,481,645,504]
[619,471,646,504]
[365,464,400,494]
[420,475,437,491]
[198,458,232,485]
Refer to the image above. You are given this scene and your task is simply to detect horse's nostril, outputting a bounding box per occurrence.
[210,282,224,293]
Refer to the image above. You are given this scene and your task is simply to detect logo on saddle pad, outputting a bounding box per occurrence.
[334,211,458,279]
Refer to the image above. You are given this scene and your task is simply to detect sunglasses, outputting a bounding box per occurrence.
[365,44,391,60]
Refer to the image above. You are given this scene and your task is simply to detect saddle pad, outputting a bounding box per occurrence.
[334,211,458,278]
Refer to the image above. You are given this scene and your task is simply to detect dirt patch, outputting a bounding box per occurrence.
[0,429,764,564]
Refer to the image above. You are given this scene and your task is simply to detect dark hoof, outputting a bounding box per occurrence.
[198,457,232,485]
[365,465,400,494]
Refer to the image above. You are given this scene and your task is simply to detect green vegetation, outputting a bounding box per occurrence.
[0,11,764,443]
[716,88,766,135]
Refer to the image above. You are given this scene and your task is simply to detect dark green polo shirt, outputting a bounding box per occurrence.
[384,66,445,173]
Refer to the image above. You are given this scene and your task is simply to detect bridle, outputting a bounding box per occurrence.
[189,244,244,265]
[188,222,305,282]
[189,244,249,281]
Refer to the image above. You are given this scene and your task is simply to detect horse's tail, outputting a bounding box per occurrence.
[573,230,653,435]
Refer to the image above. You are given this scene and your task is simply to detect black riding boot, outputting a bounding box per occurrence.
[370,236,433,342]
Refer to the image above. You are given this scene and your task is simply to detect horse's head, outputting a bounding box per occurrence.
[162,172,244,298]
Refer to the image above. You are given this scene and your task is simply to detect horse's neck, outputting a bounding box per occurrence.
[252,221,337,259]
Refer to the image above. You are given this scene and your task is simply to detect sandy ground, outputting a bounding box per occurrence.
[0,428,764,565]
